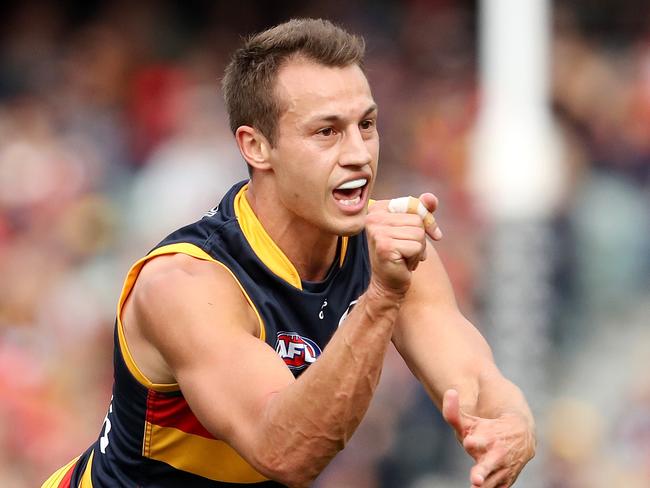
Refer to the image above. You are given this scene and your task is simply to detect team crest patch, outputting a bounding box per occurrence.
[275,332,322,370]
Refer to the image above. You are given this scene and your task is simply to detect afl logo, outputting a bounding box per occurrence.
[275,332,322,370]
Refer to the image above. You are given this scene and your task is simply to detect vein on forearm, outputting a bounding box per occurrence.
[255,286,402,481]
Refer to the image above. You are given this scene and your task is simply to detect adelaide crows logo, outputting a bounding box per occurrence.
[275,332,322,370]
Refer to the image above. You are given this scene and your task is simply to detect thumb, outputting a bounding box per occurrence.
[442,389,468,438]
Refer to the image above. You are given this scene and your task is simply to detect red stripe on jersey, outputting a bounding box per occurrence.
[146,390,214,439]
[57,460,77,488]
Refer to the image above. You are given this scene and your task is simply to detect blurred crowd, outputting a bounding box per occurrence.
[0,1,648,487]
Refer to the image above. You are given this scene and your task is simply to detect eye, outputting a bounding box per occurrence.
[360,119,375,130]
[317,127,336,137]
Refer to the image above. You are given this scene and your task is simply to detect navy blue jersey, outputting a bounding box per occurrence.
[43,180,371,487]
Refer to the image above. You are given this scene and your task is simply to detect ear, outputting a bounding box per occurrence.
[235,126,272,171]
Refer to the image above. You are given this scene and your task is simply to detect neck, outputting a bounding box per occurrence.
[246,179,339,282]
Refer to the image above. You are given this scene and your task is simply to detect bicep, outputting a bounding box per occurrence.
[133,256,295,453]
[392,241,496,408]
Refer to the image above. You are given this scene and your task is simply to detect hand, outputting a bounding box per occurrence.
[442,389,535,488]
[365,193,441,294]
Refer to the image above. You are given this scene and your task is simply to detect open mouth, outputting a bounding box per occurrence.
[332,178,368,210]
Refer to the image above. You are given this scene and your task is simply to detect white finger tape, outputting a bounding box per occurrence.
[388,196,435,227]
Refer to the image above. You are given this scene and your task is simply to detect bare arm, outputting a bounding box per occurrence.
[392,195,535,488]
[125,203,431,487]
[392,242,532,421]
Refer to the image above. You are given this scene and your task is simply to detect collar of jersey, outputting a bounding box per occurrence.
[234,183,348,290]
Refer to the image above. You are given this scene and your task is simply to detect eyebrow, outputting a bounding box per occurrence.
[310,104,378,124]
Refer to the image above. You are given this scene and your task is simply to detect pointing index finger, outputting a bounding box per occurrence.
[417,193,443,240]
[418,192,438,213]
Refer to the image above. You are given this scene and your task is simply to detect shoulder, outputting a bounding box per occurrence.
[138,252,228,285]
[132,253,260,338]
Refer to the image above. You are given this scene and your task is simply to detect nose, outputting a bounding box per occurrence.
[339,126,372,167]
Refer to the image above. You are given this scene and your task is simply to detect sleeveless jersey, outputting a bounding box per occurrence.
[43,180,371,487]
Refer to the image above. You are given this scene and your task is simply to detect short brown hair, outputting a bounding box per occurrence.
[222,18,366,147]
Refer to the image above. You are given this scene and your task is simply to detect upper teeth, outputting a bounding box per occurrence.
[336,178,367,190]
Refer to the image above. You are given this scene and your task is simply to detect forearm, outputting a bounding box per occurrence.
[390,236,536,485]
[394,317,533,432]
[255,281,402,486]
[422,357,534,431]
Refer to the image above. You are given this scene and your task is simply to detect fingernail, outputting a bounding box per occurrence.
[434,227,443,240]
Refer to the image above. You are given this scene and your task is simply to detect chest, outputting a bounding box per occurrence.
[253,271,367,377]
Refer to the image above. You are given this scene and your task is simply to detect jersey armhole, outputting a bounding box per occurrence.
[116,242,266,392]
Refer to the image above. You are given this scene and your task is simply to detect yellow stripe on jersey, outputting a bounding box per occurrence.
[339,235,349,267]
[116,242,266,392]
[234,185,302,289]
[40,456,79,488]
[145,423,268,483]
[234,184,349,289]
[79,450,94,487]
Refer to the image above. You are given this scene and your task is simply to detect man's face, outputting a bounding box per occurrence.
[267,57,379,236]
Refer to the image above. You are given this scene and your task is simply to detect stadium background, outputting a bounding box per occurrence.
[0,0,649,486]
